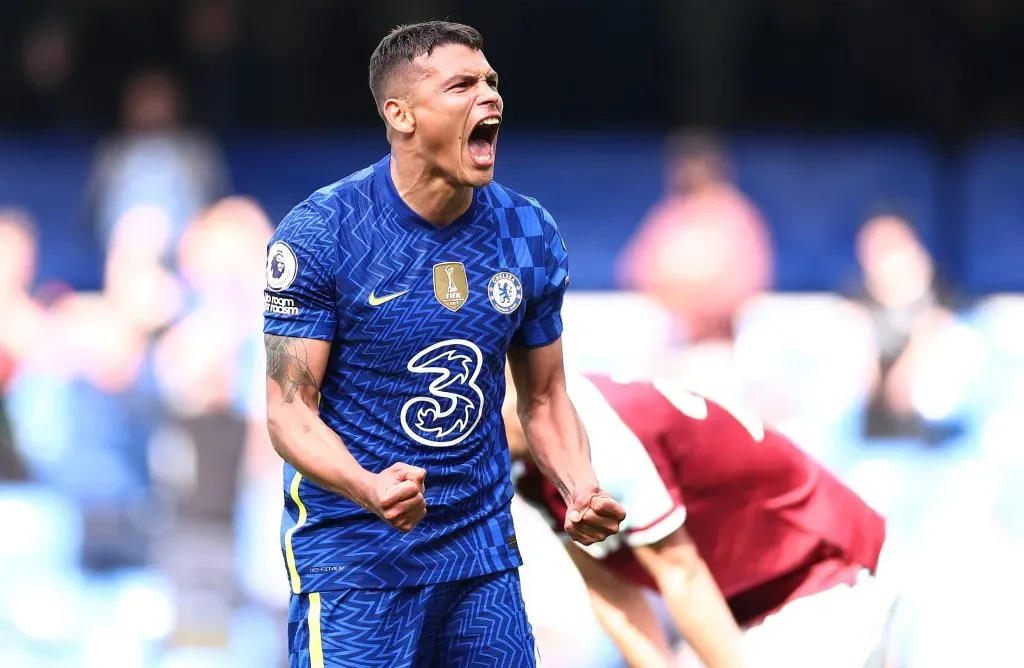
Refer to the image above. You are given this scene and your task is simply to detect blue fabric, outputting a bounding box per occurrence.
[265,155,567,591]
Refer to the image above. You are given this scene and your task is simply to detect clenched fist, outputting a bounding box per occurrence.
[368,463,427,532]
[565,488,626,546]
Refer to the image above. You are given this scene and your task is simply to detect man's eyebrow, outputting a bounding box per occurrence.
[442,71,498,86]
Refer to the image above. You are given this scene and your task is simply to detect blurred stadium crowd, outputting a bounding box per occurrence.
[1,1,1024,667]
[3,0,1024,136]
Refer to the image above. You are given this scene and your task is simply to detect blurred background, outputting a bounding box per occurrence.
[2,0,1024,666]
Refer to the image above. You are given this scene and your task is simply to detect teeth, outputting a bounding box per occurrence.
[480,118,500,126]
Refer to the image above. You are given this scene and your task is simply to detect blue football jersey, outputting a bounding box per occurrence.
[264,156,569,592]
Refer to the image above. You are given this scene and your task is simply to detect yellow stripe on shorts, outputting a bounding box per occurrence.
[308,592,324,668]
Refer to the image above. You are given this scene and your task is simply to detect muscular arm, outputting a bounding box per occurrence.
[508,339,624,544]
[265,334,375,507]
[508,342,593,497]
[566,545,674,668]
[634,528,747,668]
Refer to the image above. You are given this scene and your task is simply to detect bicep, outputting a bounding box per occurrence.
[263,205,339,413]
[507,339,569,418]
[264,335,331,411]
[632,526,703,583]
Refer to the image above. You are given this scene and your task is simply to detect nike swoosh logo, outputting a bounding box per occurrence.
[368,290,409,306]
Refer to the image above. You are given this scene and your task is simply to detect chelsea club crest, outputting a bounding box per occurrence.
[487,271,523,314]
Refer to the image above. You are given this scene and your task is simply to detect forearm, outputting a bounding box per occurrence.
[268,401,375,507]
[264,333,375,507]
[267,400,375,506]
[657,558,746,668]
[520,391,596,500]
[588,585,673,668]
[566,545,672,668]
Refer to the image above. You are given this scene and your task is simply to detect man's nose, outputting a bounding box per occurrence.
[477,85,501,107]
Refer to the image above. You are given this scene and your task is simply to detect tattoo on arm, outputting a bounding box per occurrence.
[554,480,571,502]
[265,334,318,404]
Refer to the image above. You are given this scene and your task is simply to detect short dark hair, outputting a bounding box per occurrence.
[369,21,484,113]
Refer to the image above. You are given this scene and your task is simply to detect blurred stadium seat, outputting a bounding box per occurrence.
[730,136,942,292]
[962,140,1024,293]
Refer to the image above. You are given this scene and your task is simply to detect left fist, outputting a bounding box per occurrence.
[565,489,626,546]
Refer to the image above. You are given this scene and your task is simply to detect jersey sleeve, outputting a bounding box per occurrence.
[567,375,687,557]
[512,205,569,348]
[263,202,337,341]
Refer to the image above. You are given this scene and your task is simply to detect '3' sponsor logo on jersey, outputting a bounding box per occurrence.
[401,340,485,447]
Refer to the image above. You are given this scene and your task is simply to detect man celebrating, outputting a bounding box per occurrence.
[263,21,624,668]
[508,371,896,668]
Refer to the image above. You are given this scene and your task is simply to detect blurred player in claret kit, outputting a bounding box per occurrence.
[262,20,625,668]
[507,371,897,668]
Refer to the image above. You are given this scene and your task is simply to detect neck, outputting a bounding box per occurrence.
[390,152,474,227]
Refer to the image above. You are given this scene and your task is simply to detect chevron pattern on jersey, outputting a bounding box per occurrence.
[266,156,569,592]
[264,202,342,340]
[287,571,535,668]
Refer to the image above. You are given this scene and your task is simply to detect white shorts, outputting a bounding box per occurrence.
[677,570,901,668]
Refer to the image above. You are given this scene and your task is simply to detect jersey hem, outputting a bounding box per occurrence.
[511,333,563,350]
[263,319,335,342]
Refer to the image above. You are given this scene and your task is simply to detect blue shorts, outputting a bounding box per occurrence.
[287,569,537,668]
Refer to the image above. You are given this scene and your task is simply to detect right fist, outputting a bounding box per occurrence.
[369,462,427,532]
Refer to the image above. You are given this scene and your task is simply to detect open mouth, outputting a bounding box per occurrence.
[467,117,501,167]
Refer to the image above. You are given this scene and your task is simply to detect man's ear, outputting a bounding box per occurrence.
[383,98,415,135]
